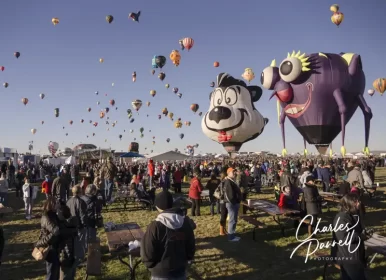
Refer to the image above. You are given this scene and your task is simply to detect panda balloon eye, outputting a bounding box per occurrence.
[225,88,237,105]
[279,57,302,83]
[212,89,223,107]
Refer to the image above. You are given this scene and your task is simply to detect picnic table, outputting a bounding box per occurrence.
[365,233,386,263]
[108,191,136,210]
[105,223,144,280]
[244,199,300,236]
[0,207,13,214]
[319,191,342,202]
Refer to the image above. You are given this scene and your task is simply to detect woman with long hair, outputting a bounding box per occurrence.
[331,193,367,280]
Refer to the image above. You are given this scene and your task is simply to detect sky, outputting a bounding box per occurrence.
[1,0,386,155]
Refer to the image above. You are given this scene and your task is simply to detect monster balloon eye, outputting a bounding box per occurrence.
[224,88,237,105]
[279,51,311,83]
[212,89,223,107]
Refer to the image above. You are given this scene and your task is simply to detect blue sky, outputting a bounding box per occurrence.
[1,0,385,155]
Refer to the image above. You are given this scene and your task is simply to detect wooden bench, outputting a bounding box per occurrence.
[240,215,266,241]
[85,238,102,280]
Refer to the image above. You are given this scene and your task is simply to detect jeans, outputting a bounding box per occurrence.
[323,181,330,192]
[46,255,60,280]
[191,199,200,216]
[151,273,186,280]
[226,203,240,240]
[0,192,7,206]
[60,262,77,280]
[24,197,33,216]
[105,179,114,202]
[16,183,22,197]
[255,180,262,192]
[210,197,220,215]
[174,183,182,193]
[74,228,87,263]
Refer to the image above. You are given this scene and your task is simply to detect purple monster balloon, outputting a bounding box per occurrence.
[261,50,372,157]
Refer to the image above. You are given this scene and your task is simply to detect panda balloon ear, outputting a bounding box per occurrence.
[248,86,263,102]
[209,91,213,100]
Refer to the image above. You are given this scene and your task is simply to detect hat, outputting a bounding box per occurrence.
[154,190,174,211]
[227,167,234,174]
[305,175,314,183]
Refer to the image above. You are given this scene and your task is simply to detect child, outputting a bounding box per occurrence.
[278,186,293,208]
[22,178,38,220]
[350,181,366,227]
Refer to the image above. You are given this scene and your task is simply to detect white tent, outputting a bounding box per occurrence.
[146,151,191,161]
[65,155,76,165]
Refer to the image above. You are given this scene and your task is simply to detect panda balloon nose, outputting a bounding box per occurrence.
[209,106,232,123]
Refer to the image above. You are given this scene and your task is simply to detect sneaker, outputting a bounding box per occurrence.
[229,236,241,242]
[30,215,36,219]
[26,216,31,220]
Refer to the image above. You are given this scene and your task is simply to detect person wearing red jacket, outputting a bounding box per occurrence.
[173,167,183,193]
[41,175,53,198]
[148,159,155,188]
[189,171,203,216]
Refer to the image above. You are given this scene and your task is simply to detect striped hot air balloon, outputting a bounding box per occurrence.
[182,37,194,51]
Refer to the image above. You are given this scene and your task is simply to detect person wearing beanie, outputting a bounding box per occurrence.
[223,167,242,242]
[301,175,322,236]
[141,190,196,279]
[188,171,203,216]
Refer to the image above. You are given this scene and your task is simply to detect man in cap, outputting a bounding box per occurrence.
[101,156,118,203]
[141,190,196,279]
[223,167,242,242]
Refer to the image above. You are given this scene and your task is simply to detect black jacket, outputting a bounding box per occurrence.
[81,194,102,228]
[140,208,195,278]
[339,181,351,196]
[331,211,366,265]
[0,226,4,262]
[52,176,70,202]
[36,211,60,261]
[302,183,322,215]
[224,178,241,205]
[57,206,78,267]
[66,196,87,229]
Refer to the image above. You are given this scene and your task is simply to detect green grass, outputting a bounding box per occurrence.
[2,169,386,280]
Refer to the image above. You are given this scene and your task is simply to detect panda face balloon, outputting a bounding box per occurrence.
[201,73,268,153]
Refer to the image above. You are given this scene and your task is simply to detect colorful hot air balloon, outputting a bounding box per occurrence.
[158,115,161,119]
[173,87,178,94]
[168,112,174,120]
[52,17,59,25]
[179,133,184,139]
[241,68,255,83]
[151,69,155,75]
[175,120,182,128]
[162,108,168,116]
[330,4,339,13]
[129,11,141,22]
[39,93,45,99]
[158,72,166,81]
[132,100,142,111]
[210,82,215,87]
[99,58,104,63]
[109,99,115,106]
[182,37,194,51]
[48,141,59,155]
[331,12,344,27]
[69,120,73,125]
[54,108,59,117]
[41,121,44,125]
[150,90,156,97]
[3,82,9,88]
[170,50,181,66]
[100,111,105,118]
[132,71,137,82]
[31,128,37,134]
[81,119,84,123]
[165,84,170,89]
[14,52,20,59]
[178,39,185,50]
[190,104,199,113]
[368,89,375,96]
[119,134,122,140]
[87,107,91,112]
[373,78,386,95]
[155,56,166,69]
[97,101,100,105]
[146,101,150,107]
[93,122,98,127]
[177,93,182,98]
[213,61,220,67]
[22,98,29,105]
[130,118,134,123]
[0,66,4,71]
[106,15,114,23]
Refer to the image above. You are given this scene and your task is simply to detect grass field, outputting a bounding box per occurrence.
[2,169,386,280]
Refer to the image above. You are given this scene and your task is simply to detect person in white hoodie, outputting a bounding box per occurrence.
[362,170,373,187]
[22,178,38,220]
[0,172,9,206]
[299,168,312,188]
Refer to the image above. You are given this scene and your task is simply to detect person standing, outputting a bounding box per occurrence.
[173,166,183,193]
[52,172,71,204]
[189,171,203,216]
[205,172,221,215]
[22,178,38,220]
[218,173,228,236]
[224,168,242,242]
[101,157,118,204]
[0,172,8,206]
[147,159,155,188]
[66,185,88,267]
[141,190,196,280]
[301,176,322,236]
[81,184,102,243]
[15,170,24,198]
[42,175,53,199]
[253,163,262,193]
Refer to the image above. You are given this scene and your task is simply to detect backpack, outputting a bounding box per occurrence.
[213,181,224,200]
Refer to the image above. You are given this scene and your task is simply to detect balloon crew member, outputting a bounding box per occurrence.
[301,176,322,236]
[224,168,242,242]
[189,170,203,216]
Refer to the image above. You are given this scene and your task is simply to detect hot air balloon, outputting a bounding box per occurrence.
[106,15,114,23]
[175,120,182,128]
[41,121,44,125]
[158,115,161,119]
[177,93,182,98]
[87,107,91,112]
[22,98,29,105]
[99,58,104,63]
[95,91,99,95]
[331,12,344,27]
[170,50,181,66]
[132,72,137,82]
[368,89,375,97]
[97,101,100,105]
[152,141,155,145]
[162,108,168,116]
[0,66,4,71]
[89,120,92,123]
[14,52,20,59]
[373,78,386,95]
[214,62,220,67]
[100,111,105,118]
[130,118,134,123]
[173,87,178,94]
[3,82,9,88]
[111,82,114,87]
[93,133,95,136]
[52,17,59,25]
[165,84,170,89]
[53,108,59,117]
[185,121,191,126]
[105,107,109,113]
[93,122,98,127]
[62,126,65,129]
[260,51,371,157]
[129,11,141,22]
[140,127,144,133]
[166,138,170,143]
[48,141,59,155]
[158,72,166,81]
[110,99,115,106]
[132,100,142,111]
[146,101,150,107]
[241,68,255,83]
[210,82,215,87]
[155,56,166,69]
[182,37,194,51]
[198,112,202,116]
[66,133,68,136]
[39,93,45,99]
[150,90,156,97]
[69,120,73,125]
[31,128,37,134]
[130,129,134,133]
[112,123,115,127]
[190,104,199,113]
[330,4,339,13]
[151,69,155,75]
[168,112,174,120]
[119,134,122,140]
[81,119,84,123]
[179,133,184,139]
[178,39,185,51]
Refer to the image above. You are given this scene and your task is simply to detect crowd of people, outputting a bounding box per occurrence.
[0,155,384,279]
